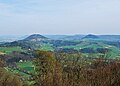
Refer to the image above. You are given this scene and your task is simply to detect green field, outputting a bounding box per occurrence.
[0,46,24,54]
[61,42,120,58]
[5,61,35,85]
[17,61,35,73]
[36,43,54,51]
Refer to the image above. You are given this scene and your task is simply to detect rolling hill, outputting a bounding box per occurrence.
[23,34,49,42]
[0,34,120,58]
[82,34,99,40]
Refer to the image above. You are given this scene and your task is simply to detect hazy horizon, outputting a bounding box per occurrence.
[0,0,120,35]
[1,33,120,36]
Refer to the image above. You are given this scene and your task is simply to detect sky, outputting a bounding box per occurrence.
[0,0,120,35]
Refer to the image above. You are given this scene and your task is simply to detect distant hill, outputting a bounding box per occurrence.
[23,34,49,42]
[82,34,99,39]
[48,34,99,41]
[62,35,85,40]
[63,34,120,41]
[1,34,120,42]
[99,35,120,41]
[44,35,68,40]
[0,34,50,49]
[1,34,120,58]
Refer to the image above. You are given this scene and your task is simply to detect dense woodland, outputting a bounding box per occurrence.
[1,50,120,86]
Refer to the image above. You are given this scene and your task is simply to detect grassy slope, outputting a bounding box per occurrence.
[61,41,120,58]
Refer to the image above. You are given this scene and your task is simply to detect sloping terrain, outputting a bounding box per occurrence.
[0,34,120,58]
[24,34,49,42]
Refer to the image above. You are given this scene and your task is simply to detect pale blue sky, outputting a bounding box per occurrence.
[0,0,120,35]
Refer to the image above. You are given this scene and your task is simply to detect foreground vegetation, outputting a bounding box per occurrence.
[1,50,120,86]
[32,51,120,86]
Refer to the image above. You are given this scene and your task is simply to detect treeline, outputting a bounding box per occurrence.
[0,51,33,66]
[56,48,109,54]
[32,51,120,86]
[1,50,120,86]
